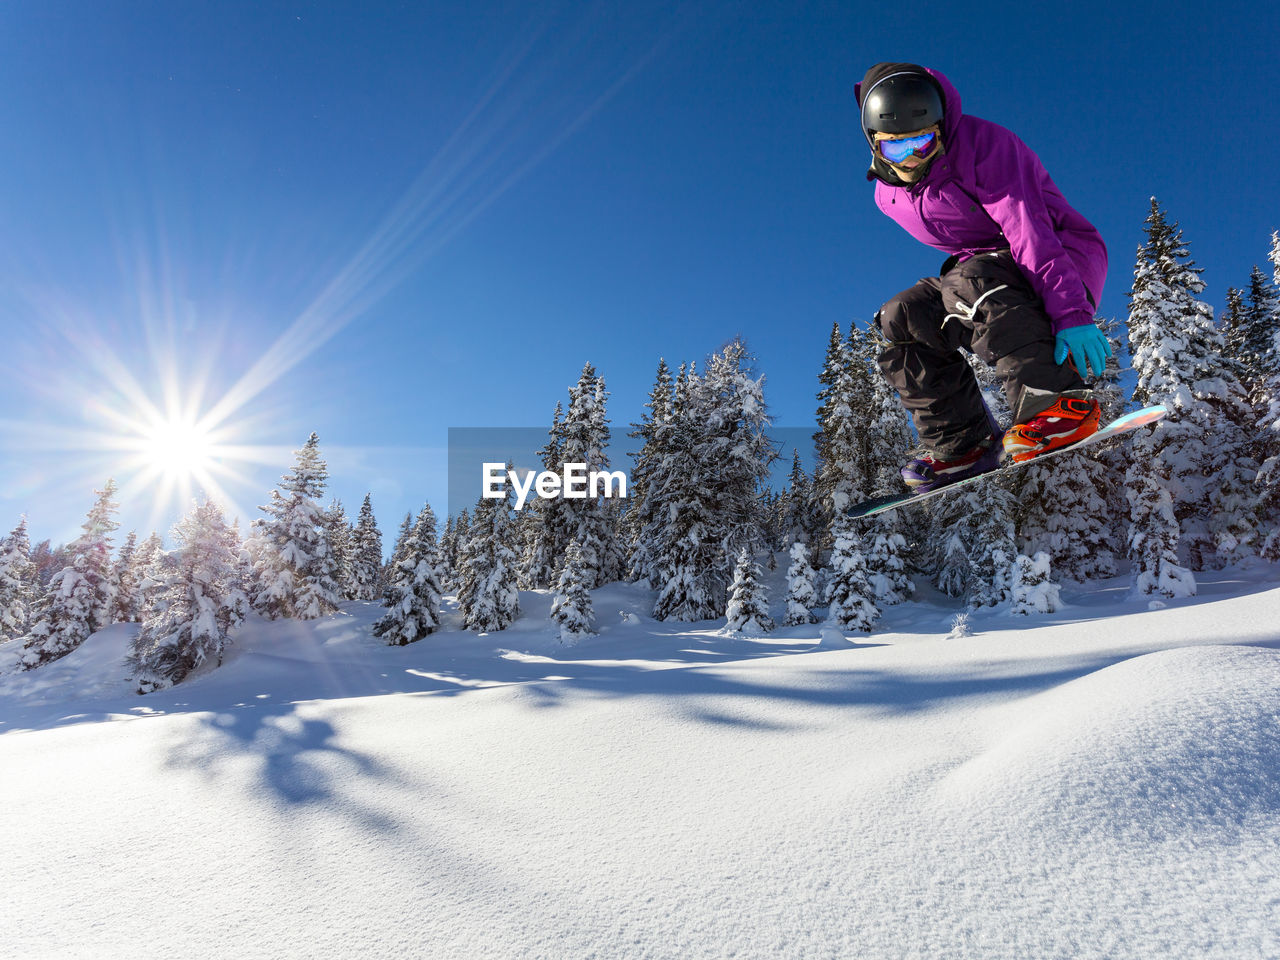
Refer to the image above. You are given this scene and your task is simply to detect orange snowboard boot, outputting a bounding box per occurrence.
[1002,397,1101,463]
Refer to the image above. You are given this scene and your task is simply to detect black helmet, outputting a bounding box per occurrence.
[861,72,943,141]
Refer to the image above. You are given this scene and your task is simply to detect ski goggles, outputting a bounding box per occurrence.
[876,130,939,164]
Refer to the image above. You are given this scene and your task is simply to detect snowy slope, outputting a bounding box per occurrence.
[2,567,1279,960]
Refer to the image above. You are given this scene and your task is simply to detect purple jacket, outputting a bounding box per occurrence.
[855,67,1107,333]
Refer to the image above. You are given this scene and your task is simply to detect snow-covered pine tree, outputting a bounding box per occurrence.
[127,499,246,693]
[558,364,624,588]
[350,494,385,601]
[695,339,777,579]
[414,501,439,555]
[650,342,776,621]
[1127,471,1197,597]
[825,517,879,632]
[444,510,470,590]
[776,450,810,549]
[132,533,166,619]
[1126,199,1258,582]
[813,322,846,455]
[324,499,356,601]
[372,502,444,646]
[110,531,141,623]
[965,501,1018,609]
[1222,285,1247,357]
[457,495,520,633]
[1009,552,1062,615]
[854,337,921,593]
[0,517,36,644]
[1125,204,1199,596]
[784,541,819,625]
[648,362,719,620]
[439,513,455,561]
[858,322,915,500]
[549,539,595,644]
[813,327,856,497]
[413,502,442,593]
[30,539,70,591]
[1224,260,1280,555]
[812,323,845,551]
[513,501,539,590]
[865,526,914,605]
[625,363,674,586]
[1255,241,1280,557]
[388,511,413,568]
[21,480,120,670]
[927,472,1019,608]
[1223,266,1280,404]
[454,510,479,617]
[813,324,875,541]
[602,496,629,585]
[110,532,154,628]
[1271,231,1280,288]
[247,433,341,620]
[437,513,459,590]
[756,487,782,554]
[83,480,120,629]
[1017,450,1116,582]
[518,403,565,588]
[724,547,774,634]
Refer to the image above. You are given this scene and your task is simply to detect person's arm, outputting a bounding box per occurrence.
[970,125,1096,334]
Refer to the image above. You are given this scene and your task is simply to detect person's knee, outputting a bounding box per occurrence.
[876,297,910,343]
[878,288,939,344]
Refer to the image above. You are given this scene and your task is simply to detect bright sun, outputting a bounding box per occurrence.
[142,417,217,481]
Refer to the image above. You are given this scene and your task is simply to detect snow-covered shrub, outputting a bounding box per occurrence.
[725,548,773,634]
[784,542,819,626]
[824,519,879,633]
[550,541,595,644]
[1009,552,1062,616]
[866,529,914,605]
[945,612,973,639]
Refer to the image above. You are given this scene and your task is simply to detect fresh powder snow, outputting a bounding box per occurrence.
[2,565,1279,959]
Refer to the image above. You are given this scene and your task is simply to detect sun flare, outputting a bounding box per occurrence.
[142,417,217,482]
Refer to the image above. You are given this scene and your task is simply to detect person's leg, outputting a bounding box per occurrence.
[939,250,1087,424]
[875,277,996,458]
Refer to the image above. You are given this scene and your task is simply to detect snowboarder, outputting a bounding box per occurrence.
[856,63,1112,491]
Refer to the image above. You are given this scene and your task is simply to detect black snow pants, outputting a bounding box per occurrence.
[875,249,1088,458]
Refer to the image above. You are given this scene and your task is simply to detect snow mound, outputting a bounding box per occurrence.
[938,644,1280,841]
[816,625,854,648]
[0,623,138,708]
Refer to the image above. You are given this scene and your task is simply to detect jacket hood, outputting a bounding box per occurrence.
[855,64,963,185]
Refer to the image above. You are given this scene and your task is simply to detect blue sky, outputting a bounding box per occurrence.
[1,0,1277,548]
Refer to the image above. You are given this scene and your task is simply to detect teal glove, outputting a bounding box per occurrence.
[1054,323,1112,378]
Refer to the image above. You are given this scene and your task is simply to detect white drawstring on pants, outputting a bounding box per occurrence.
[941,284,1009,331]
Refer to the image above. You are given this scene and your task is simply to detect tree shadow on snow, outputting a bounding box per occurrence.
[162,700,416,828]
[402,646,1140,731]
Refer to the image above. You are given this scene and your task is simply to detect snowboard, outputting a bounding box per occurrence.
[847,404,1168,519]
